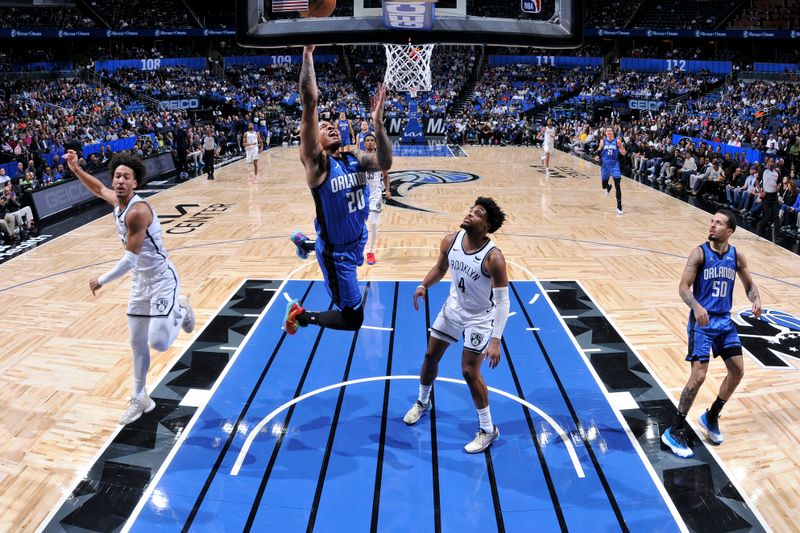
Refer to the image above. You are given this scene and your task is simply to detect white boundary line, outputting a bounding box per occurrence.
[538,280,691,533]
[118,279,288,533]
[229,375,585,479]
[573,279,774,532]
[362,325,394,331]
[36,279,252,533]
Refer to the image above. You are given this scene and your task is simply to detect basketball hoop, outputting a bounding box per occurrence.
[383,40,434,96]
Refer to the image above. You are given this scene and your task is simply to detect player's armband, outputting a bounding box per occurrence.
[491,286,510,339]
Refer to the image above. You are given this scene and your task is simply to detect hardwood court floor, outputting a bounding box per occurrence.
[1,146,799,531]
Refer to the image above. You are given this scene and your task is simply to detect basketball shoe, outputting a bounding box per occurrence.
[290,231,310,260]
[284,299,305,335]
[367,252,376,265]
[661,427,694,458]
[119,393,156,425]
[465,425,500,453]
[698,411,723,444]
[403,400,431,425]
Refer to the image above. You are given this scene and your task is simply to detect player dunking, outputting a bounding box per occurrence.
[242,122,263,183]
[595,126,627,215]
[363,133,391,265]
[65,150,195,425]
[537,118,556,172]
[661,209,761,458]
[285,45,392,333]
[403,198,510,453]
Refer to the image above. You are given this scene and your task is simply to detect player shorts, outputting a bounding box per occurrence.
[315,231,367,310]
[686,313,742,363]
[543,142,554,154]
[369,191,383,213]
[431,300,494,354]
[128,262,180,317]
[245,146,259,163]
[601,163,621,181]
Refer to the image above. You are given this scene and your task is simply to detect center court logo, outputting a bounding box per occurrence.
[733,308,800,369]
[387,170,480,212]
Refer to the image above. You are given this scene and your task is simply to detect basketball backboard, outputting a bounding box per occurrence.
[236,0,583,49]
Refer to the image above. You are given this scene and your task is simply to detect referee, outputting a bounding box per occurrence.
[757,158,780,240]
[202,126,218,180]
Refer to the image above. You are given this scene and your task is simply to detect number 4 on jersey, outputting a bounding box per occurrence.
[458,278,465,293]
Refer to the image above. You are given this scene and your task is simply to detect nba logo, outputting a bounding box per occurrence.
[522,0,541,13]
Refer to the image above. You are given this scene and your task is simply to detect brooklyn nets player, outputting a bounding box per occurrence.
[242,122,263,183]
[537,118,556,172]
[404,197,509,453]
[65,150,195,425]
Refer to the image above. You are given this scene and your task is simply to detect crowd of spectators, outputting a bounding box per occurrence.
[584,0,642,28]
[729,0,800,29]
[0,6,96,29]
[580,70,721,101]
[87,0,194,29]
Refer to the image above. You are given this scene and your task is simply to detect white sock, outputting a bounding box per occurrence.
[477,406,493,433]
[418,383,432,405]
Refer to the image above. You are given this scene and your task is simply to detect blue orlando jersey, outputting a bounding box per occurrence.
[600,137,620,166]
[693,242,737,315]
[337,121,352,145]
[312,153,370,247]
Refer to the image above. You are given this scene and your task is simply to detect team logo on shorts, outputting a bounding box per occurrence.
[155,298,170,314]
[386,170,481,212]
[733,308,800,369]
[470,332,484,347]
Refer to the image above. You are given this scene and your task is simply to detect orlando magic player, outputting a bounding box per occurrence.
[357,119,372,151]
[65,150,195,425]
[363,133,391,265]
[242,122,263,183]
[404,198,510,453]
[336,111,355,149]
[595,126,627,215]
[537,118,556,172]
[662,209,761,458]
[285,45,392,333]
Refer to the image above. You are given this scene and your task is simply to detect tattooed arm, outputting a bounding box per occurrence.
[299,45,326,188]
[736,251,762,318]
[679,246,708,326]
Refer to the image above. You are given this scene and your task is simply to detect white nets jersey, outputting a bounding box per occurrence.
[446,230,497,313]
[114,194,168,276]
[245,130,259,148]
[543,126,556,147]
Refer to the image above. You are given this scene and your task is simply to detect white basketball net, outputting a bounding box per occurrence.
[383,43,435,96]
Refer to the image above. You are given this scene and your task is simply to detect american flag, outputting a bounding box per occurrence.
[272,0,309,12]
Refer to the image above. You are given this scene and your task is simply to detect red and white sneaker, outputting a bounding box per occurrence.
[366,252,376,265]
[284,299,305,335]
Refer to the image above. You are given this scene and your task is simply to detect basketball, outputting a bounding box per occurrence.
[300,0,336,18]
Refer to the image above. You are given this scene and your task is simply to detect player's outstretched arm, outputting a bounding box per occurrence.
[485,248,510,369]
[679,246,708,326]
[64,149,116,206]
[413,233,457,311]
[358,84,392,172]
[299,45,326,187]
[736,251,762,318]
